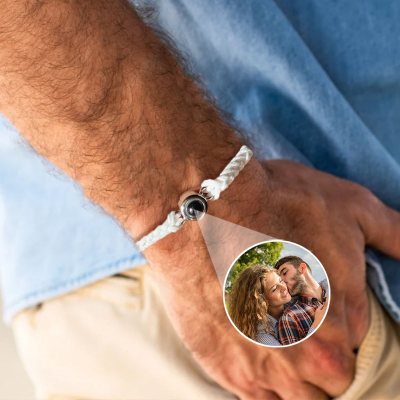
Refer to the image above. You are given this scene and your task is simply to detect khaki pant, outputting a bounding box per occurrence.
[11,266,400,400]
[11,266,236,400]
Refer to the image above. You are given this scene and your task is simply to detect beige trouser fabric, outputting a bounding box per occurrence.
[11,266,236,400]
[336,287,400,400]
[11,265,400,400]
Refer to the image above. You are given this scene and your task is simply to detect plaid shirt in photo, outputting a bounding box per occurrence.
[278,288,327,345]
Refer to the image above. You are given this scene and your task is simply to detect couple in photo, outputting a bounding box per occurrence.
[229,256,329,346]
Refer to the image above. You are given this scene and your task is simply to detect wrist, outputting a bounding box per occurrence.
[124,134,246,242]
[143,156,270,264]
[142,155,270,356]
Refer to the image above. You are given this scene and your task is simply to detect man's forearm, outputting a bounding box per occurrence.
[0,0,270,372]
[0,0,249,242]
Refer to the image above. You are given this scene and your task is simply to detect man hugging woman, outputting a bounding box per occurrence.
[228,256,329,346]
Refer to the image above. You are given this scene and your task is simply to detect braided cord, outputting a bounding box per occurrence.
[135,145,253,252]
[200,145,253,200]
[136,211,185,252]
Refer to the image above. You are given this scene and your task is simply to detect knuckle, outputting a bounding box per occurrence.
[346,182,382,222]
[302,335,354,390]
[290,187,329,218]
[352,183,378,207]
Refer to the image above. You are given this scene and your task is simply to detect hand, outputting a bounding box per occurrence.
[2,2,399,398]
[312,298,329,329]
[146,158,400,400]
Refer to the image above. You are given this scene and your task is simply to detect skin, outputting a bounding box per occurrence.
[278,262,323,301]
[0,1,400,399]
[264,273,291,320]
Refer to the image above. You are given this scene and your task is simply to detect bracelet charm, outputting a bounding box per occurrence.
[135,145,253,251]
[180,193,208,221]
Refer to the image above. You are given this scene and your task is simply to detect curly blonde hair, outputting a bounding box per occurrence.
[228,265,277,340]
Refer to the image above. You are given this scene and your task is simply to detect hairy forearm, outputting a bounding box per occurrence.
[0,0,249,240]
[0,0,268,362]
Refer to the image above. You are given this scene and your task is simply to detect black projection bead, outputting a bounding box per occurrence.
[180,194,208,221]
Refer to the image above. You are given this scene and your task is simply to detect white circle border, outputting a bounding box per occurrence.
[222,239,331,348]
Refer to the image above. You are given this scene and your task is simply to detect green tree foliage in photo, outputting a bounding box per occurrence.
[226,242,284,293]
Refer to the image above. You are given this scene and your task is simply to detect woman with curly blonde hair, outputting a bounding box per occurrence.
[228,265,319,346]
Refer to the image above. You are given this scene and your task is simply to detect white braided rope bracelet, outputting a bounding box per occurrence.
[135,145,253,252]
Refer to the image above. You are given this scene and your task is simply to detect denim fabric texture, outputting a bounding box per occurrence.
[0,0,399,323]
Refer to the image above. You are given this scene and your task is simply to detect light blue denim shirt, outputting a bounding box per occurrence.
[1,0,400,324]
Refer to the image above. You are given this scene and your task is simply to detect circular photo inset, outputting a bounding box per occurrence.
[224,240,330,347]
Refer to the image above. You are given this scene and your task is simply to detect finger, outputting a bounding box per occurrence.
[277,381,328,400]
[355,190,400,259]
[296,383,329,400]
[241,389,281,400]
